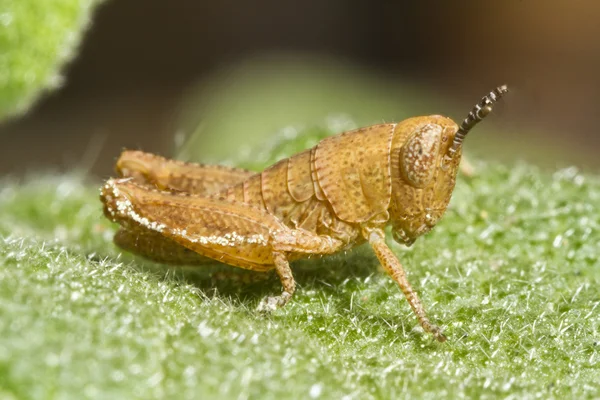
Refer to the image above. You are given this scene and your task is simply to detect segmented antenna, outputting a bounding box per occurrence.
[447,85,509,157]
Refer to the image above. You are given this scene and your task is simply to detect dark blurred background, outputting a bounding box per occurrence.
[2,0,600,176]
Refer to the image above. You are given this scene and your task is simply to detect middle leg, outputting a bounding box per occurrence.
[257,252,296,312]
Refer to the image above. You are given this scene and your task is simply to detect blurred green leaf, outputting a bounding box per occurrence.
[0,0,104,120]
[176,56,435,163]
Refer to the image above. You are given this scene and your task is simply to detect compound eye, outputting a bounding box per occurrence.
[400,123,442,188]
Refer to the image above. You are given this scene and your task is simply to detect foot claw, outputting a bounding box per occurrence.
[256,291,292,313]
[430,326,447,342]
[257,296,280,312]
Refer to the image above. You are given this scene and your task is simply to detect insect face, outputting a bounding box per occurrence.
[389,116,461,246]
[389,85,508,246]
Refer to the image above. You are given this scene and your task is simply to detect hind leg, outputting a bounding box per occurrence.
[115,150,254,195]
[113,227,215,265]
[101,178,343,308]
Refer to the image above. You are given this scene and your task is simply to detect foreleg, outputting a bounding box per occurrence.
[365,227,446,342]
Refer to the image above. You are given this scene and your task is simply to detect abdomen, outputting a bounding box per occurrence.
[220,149,359,244]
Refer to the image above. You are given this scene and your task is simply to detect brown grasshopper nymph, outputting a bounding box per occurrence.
[100,85,508,342]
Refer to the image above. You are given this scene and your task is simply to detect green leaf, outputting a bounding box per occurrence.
[1,123,599,398]
[0,0,104,120]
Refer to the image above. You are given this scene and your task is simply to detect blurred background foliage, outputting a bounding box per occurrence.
[1,0,600,175]
[0,0,104,119]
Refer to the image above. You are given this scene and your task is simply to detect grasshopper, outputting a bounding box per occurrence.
[100,85,508,342]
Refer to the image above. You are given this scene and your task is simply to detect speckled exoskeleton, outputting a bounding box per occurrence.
[100,85,508,342]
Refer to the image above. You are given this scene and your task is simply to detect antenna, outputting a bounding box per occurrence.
[447,85,509,157]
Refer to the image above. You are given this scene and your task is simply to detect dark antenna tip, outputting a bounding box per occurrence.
[447,85,509,157]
